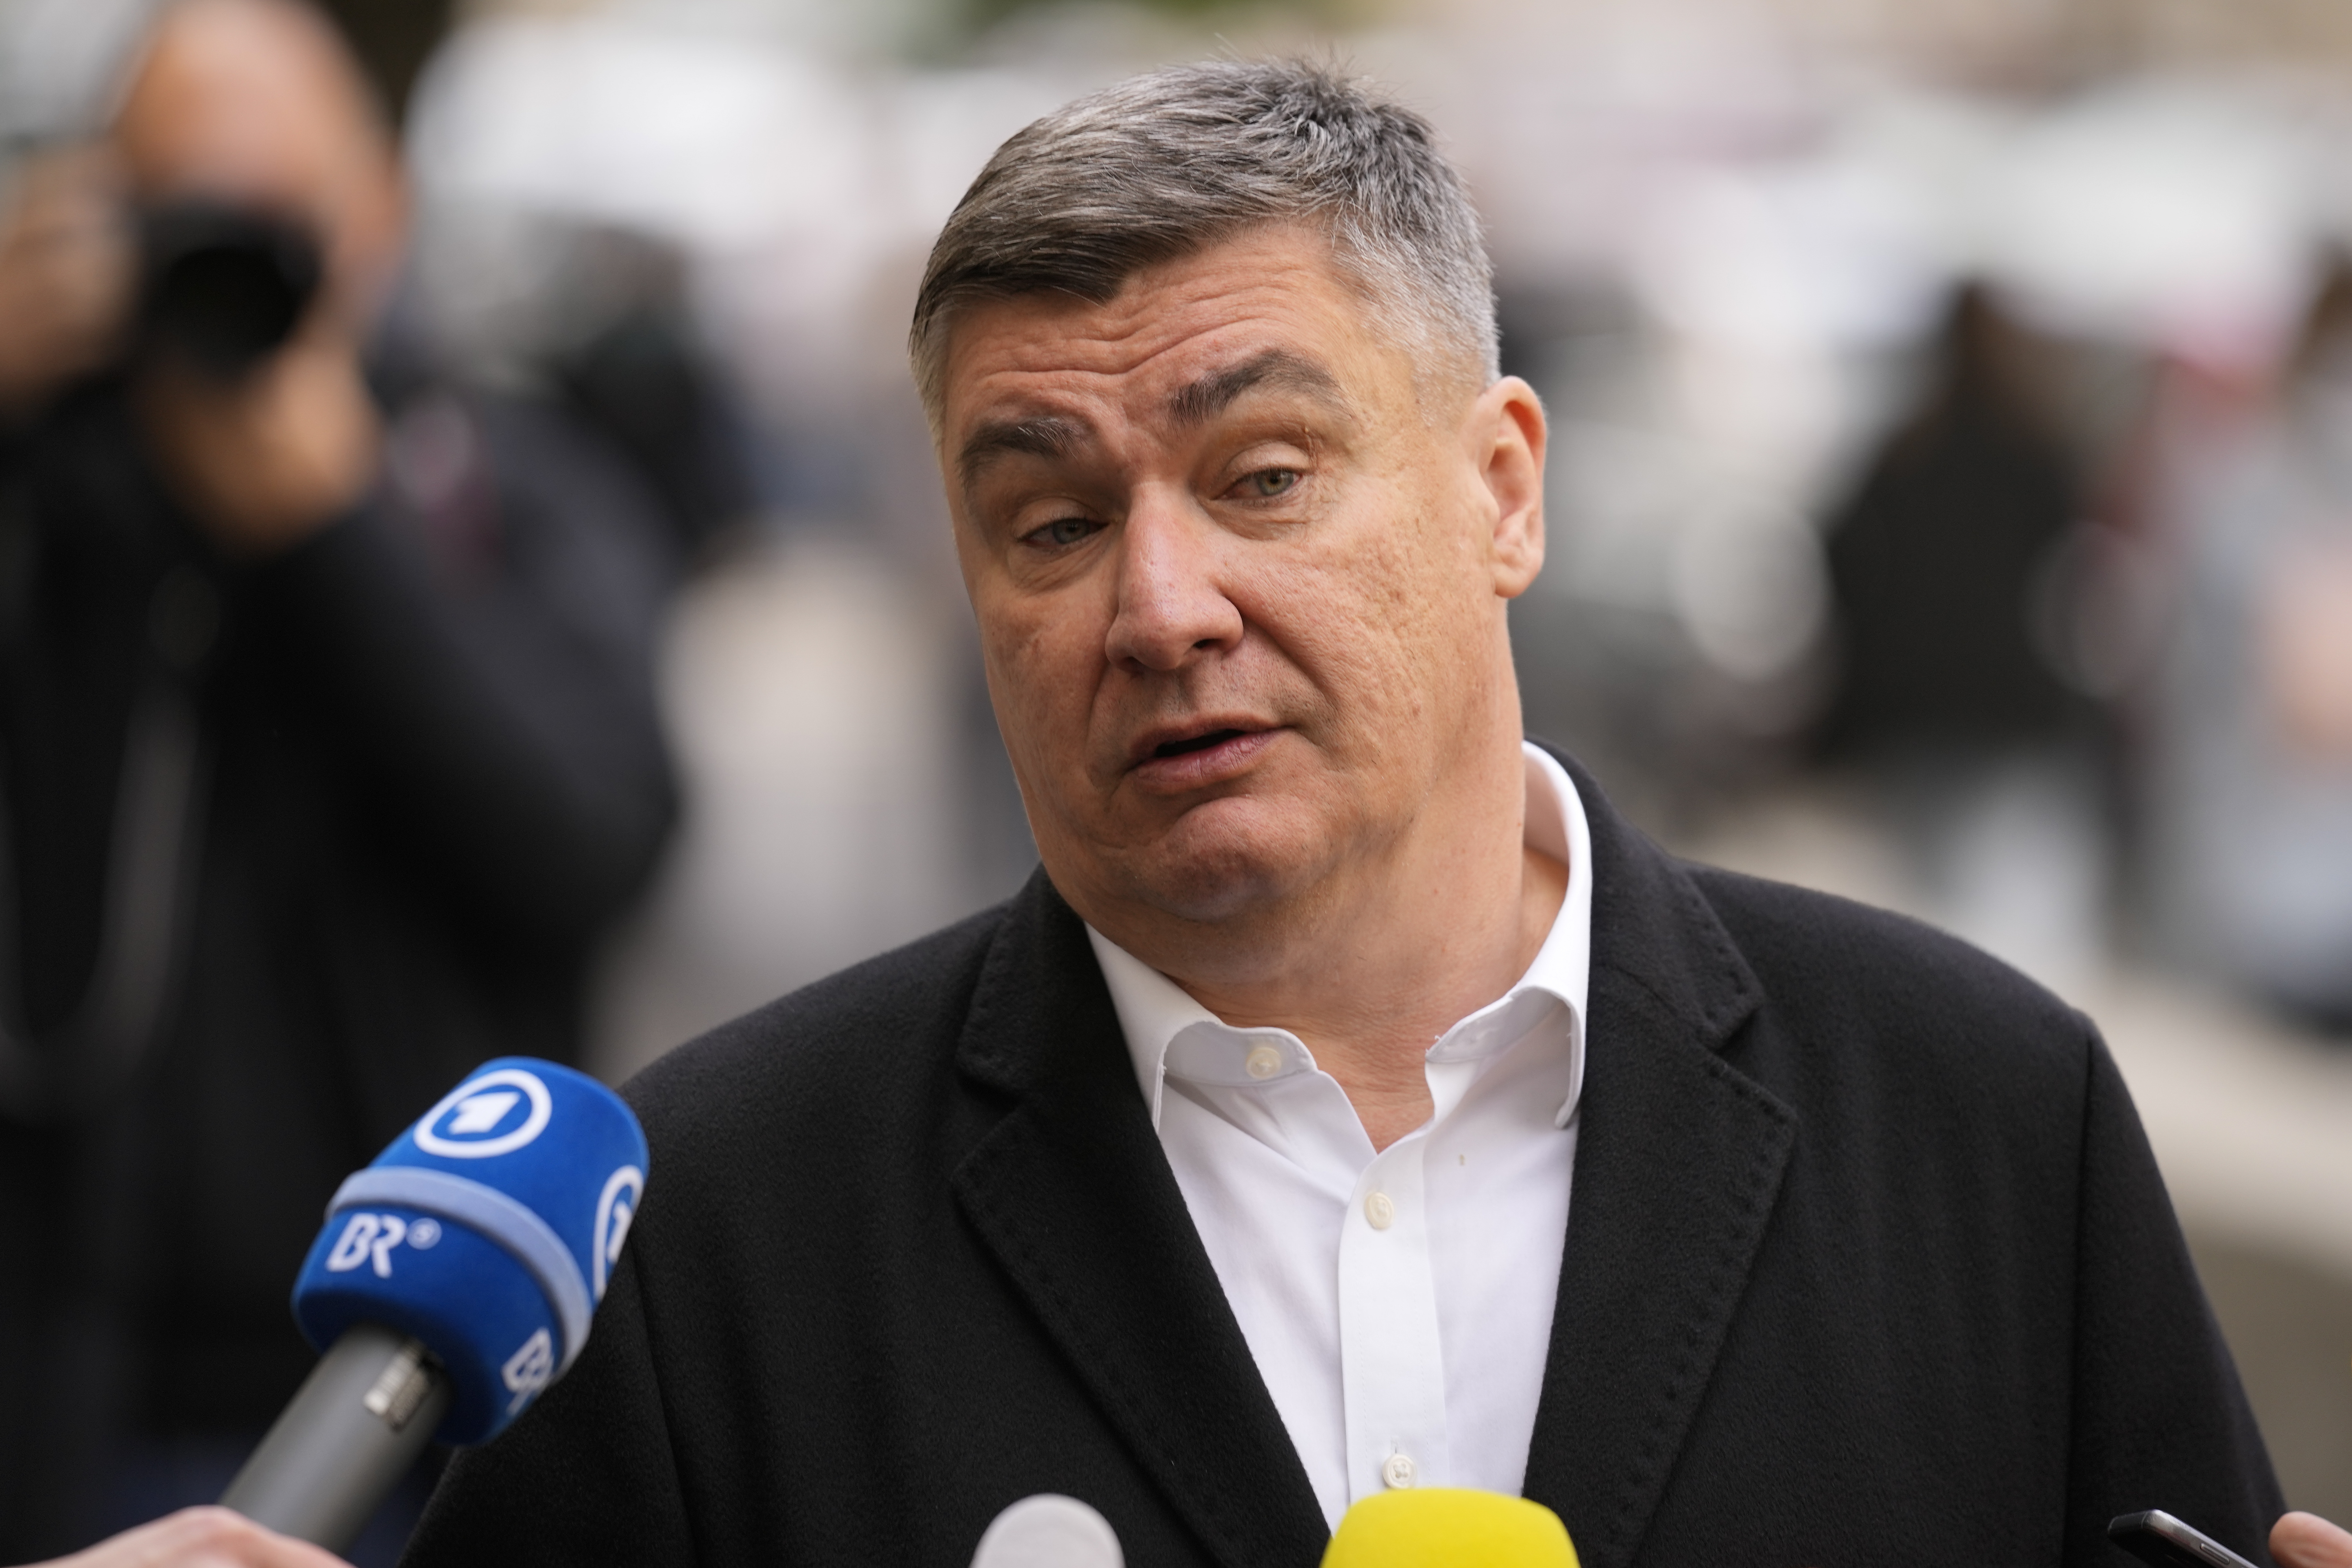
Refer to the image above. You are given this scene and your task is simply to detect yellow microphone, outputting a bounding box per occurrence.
[1320,1489,1578,1568]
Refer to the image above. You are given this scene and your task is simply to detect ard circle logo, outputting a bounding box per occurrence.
[593,1165,644,1302]
[414,1068,553,1159]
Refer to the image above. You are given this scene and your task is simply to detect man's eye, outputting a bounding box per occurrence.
[1239,468,1300,499]
[1026,516,1097,549]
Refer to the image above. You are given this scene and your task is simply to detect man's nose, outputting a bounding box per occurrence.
[1103,489,1243,674]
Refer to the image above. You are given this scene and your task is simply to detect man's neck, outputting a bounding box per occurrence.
[1140,741,1567,1151]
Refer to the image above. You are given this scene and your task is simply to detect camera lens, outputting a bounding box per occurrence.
[138,201,323,380]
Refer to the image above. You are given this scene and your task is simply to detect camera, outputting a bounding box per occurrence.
[136,199,322,380]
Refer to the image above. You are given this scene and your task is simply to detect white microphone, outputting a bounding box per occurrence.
[969,1494,1125,1568]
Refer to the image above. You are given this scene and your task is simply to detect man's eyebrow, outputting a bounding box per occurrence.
[1164,349,1346,427]
[957,414,1091,488]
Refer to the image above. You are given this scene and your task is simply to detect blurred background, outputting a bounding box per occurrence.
[3,0,2350,1553]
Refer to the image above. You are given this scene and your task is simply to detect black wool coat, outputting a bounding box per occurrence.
[403,754,2282,1568]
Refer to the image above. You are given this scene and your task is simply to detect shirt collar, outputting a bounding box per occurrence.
[1087,742,1594,1131]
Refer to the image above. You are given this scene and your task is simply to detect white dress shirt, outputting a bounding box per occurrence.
[1087,742,1593,1529]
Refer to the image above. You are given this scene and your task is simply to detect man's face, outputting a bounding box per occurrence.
[940,225,1543,943]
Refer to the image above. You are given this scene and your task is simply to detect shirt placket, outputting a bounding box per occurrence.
[1336,1121,1450,1502]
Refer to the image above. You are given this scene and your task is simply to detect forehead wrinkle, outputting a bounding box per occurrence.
[957,412,1093,491]
[1163,347,1347,429]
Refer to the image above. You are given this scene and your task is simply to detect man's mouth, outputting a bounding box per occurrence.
[1152,728,1249,760]
[1126,722,1280,784]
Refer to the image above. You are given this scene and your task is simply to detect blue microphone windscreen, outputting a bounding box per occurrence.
[291,1057,649,1445]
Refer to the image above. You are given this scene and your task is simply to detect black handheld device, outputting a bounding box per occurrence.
[2109,1510,2263,1568]
[137,199,322,381]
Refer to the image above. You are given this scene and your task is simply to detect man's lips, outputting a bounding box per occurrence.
[1124,722,1283,787]
[1153,727,1248,759]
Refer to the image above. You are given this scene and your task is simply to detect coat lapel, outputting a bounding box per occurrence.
[949,872,1330,1568]
[1520,755,1798,1568]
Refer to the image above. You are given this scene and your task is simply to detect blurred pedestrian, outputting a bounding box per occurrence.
[1819,281,2088,764]
[1815,283,2104,979]
[0,0,677,1557]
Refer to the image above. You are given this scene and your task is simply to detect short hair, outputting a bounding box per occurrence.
[908,59,1498,427]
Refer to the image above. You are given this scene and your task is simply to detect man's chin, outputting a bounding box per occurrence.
[1097,802,1336,929]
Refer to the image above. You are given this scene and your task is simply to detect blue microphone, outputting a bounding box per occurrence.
[219,1057,648,1550]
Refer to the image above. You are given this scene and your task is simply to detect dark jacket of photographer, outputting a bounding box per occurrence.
[0,371,678,1546]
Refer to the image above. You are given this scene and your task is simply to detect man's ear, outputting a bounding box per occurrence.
[1474,375,1546,599]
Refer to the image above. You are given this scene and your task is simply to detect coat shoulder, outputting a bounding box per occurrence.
[1680,860,2094,1089]
[618,898,1012,1154]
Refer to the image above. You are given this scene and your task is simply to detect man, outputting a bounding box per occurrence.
[0,0,675,1554]
[414,59,2254,1565]
[372,59,2288,1565]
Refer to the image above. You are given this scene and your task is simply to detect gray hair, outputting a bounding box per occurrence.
[908,59,1498,426]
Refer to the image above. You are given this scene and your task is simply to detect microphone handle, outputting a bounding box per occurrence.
[220,1321,453,1552]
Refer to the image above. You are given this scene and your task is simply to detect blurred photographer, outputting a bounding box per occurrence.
[0,0,677,1557]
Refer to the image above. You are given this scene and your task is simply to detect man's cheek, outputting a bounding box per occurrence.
[989,618,1091,762]
[978,595,1053,682]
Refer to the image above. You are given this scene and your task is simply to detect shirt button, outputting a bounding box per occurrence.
[1363,1191,1395,1230]
[1244,1044,1283,1080]
[1382,1452,1417,1489]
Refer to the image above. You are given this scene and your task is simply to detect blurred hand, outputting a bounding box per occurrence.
[2276,1512,2352,1568]
[2261,544,2352,762]
[24,1507,349,1568]
[0,147,135,418]
[134,321,381,555]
